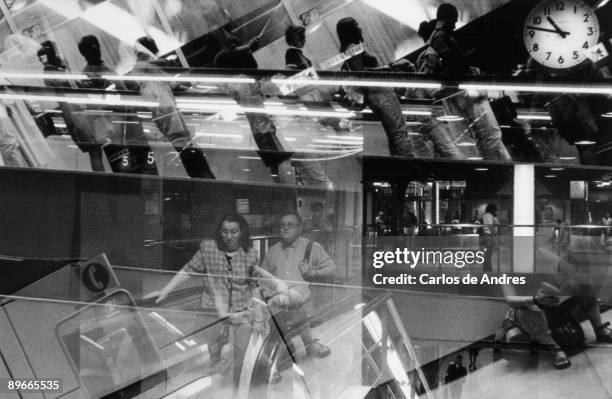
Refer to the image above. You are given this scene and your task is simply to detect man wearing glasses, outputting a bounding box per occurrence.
[261,211,335,358]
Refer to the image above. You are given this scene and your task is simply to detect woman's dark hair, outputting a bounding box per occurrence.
[39,40,65,68]
[485,204,498,214]
[215,213,252,252]
[285,25,306,47]
[418,20,436,42]
[336,17,363,52]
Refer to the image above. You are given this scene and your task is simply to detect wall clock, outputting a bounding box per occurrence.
[524,0,600,69]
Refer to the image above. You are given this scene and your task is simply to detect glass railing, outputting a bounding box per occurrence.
[1,69,612,185]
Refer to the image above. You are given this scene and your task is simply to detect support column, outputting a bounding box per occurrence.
[513,164,535,273]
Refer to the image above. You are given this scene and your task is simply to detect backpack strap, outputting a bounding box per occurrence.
[302,240,314,265]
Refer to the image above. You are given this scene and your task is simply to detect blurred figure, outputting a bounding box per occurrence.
[303,201,333,252]
[481,204,499,271]
[213,28,295,184]
[444,354,467,398]
[38,40,106,171]
[602,213,612,235]
[375,211,386,236]
[495,283,572,370]
[427,4,511,161]
[285,24,349,135]
[468,346,479,371]
[77,35,156,174]
[0,34,54,168]
[415,19,463,159]
[130,36,215,179]
[336,17,431,158]
[557,256,612,343]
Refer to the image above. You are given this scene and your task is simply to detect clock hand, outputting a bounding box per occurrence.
[526,26,571,35]
[546,16,569,38]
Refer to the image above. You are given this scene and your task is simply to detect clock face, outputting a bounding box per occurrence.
[524,0,599,69]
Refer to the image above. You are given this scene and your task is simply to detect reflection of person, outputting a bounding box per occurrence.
[375,211,386,236]
[400,209,418,236]
[303,202,333,250]
[285,24,349,135]
[213,28,295,184]
[145,214,268,384]
[496,283,571,369]
[130,37,216,179]
[415,19,463,159]
[602,213,612,235]
[468,346,479,370]
[78,35,154,174]
[261,212,334,358]
[38,41,107,171]
[428,4,511,161]
[444,354,467,398]
[558,257,612,343]
[481,204,499,271]
[336,17,431,158]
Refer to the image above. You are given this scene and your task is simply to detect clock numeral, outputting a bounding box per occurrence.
[533,43,539,52]
[528,30,535,39]
[533,16,542,25]
[544,6,551,15]
[556,2,565,11]
[546,52,552,60]
[584,13,590,22]
[583,41,590,49]
[587,27,594,36]
[558,55,564,64]
[573,51,579,60]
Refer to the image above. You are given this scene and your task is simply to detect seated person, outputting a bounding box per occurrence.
[496,282,571,369]
[259,211,335,358]
[557,256,612,343]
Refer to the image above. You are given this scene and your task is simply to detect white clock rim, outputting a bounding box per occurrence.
[523,0,600,69]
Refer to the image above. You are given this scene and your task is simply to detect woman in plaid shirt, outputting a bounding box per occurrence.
[146,213,268,384]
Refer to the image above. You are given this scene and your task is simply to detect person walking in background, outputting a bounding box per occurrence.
[444,354,467,398]
[375,210,386,236]
[335,17,432,158]
[481,203,499,271]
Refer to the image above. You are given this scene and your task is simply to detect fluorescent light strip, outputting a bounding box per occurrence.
[517,114,551,121]
[324,135,363,141]
[460,83,612,95]
[361,109,431,116]
[102,74,256,84]
[194,132,243,139]
[177,102,354,118]
[0,72,87,80]
[0,93,158,108]
[312,139,364,145]
[271,77,441,89]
